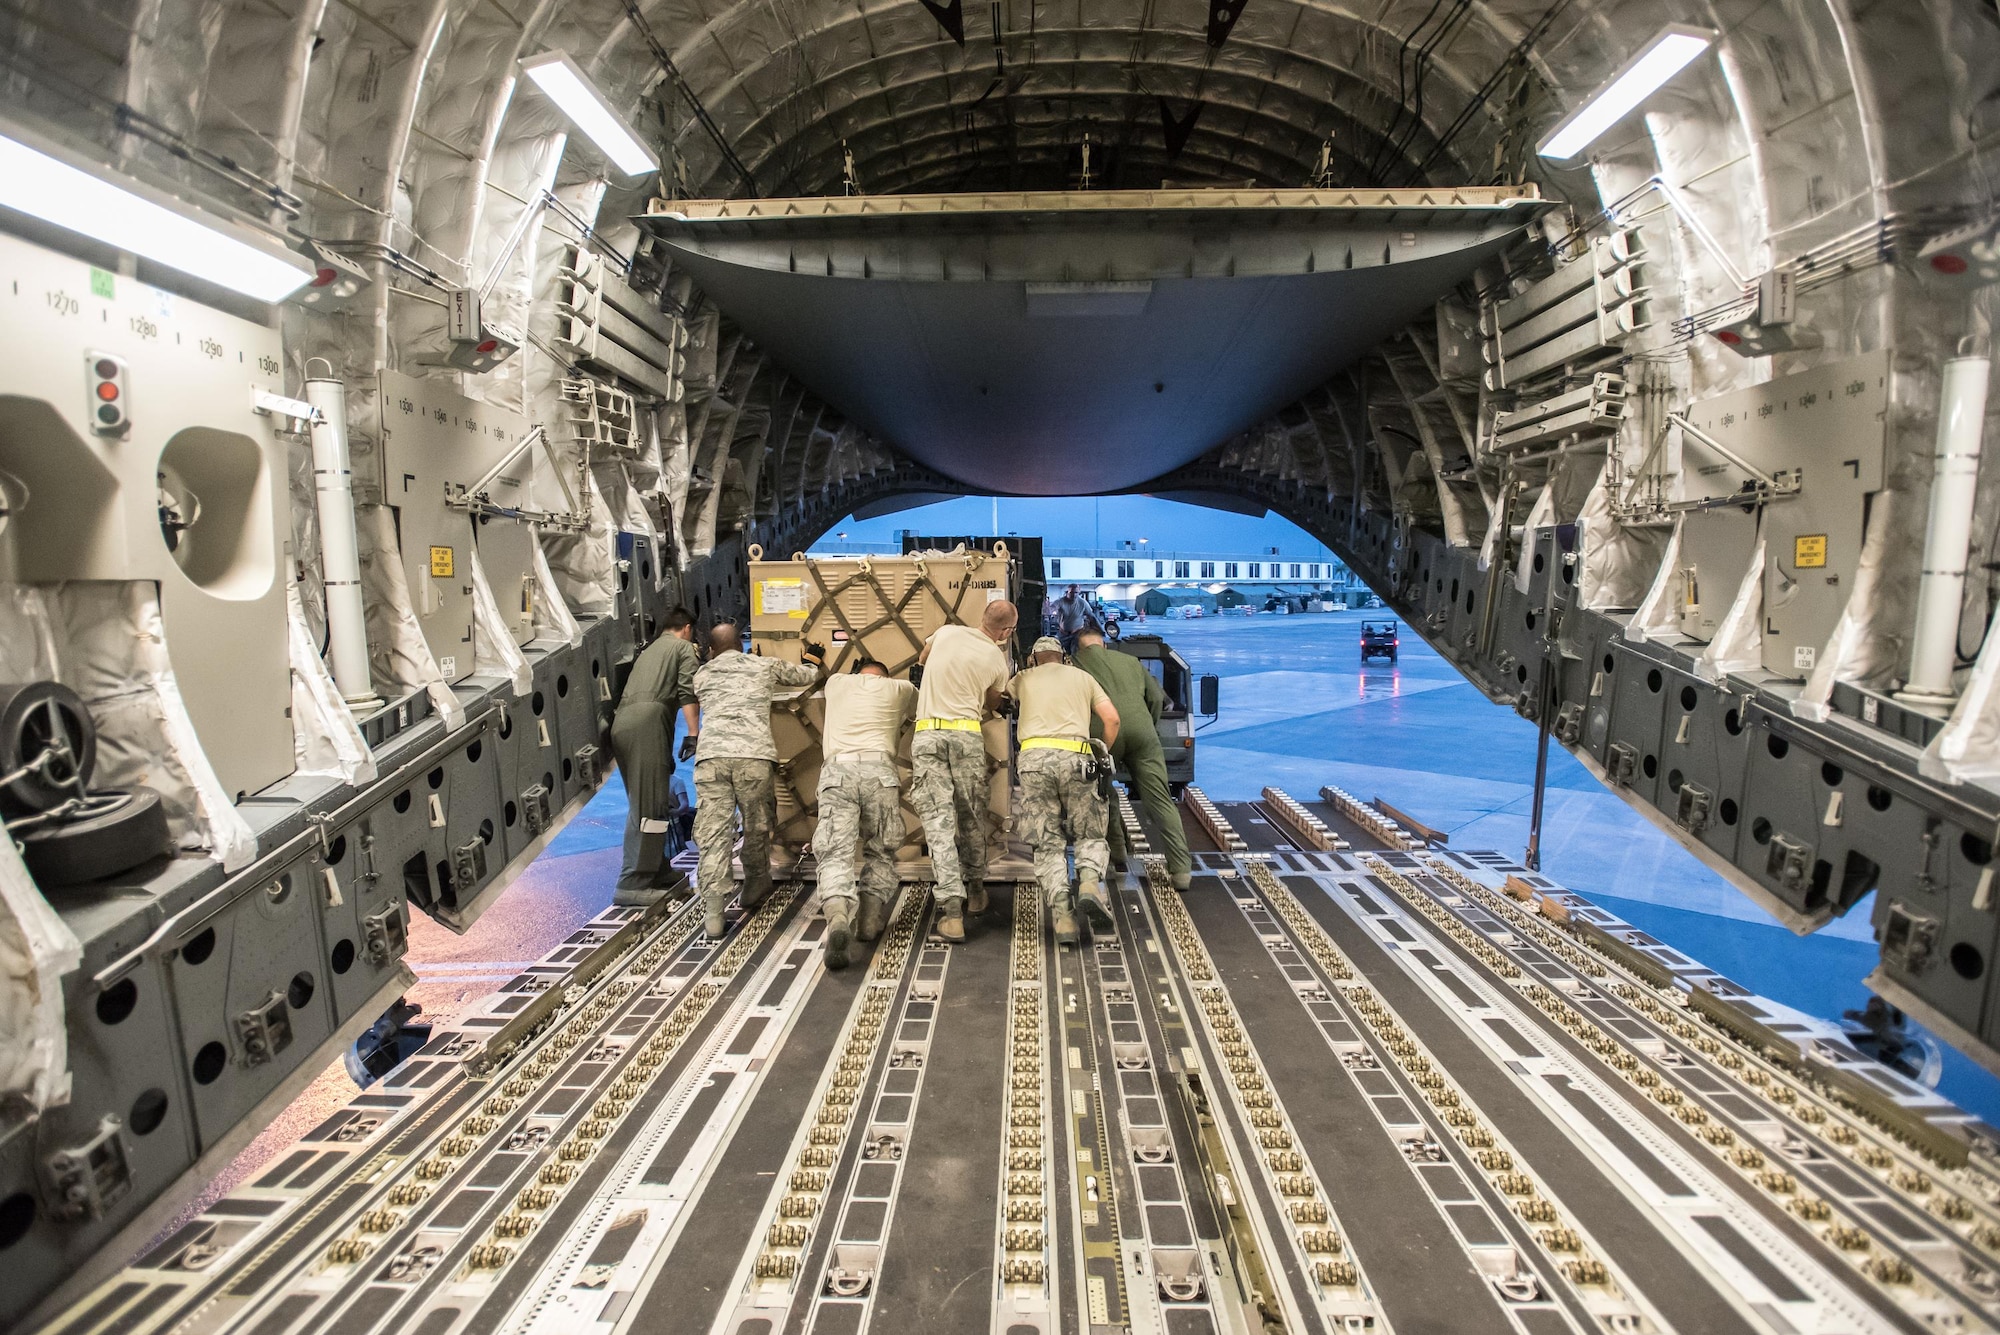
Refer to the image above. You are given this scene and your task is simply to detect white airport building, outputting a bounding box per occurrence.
[1042,546,1364,613]
[807,537,1369,612]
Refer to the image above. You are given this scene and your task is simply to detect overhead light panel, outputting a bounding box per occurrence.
[520,51,659,177]
[0,123,313,302]
[1538,25,1718,161]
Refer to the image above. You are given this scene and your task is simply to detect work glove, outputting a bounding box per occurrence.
[802,640,827,667]
[1090,738,1114,797]
[995,694,1018,719]
[678,732,699,762]
[908,663,924,687]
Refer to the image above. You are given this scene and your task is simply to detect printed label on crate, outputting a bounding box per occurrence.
[1793,534,1827,568]
[1793,644,1817,670]
[429,545,455,577]
[755,578,809,617]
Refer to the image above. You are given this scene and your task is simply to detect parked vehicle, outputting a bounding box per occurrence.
[1111,634,1215,795]
[1361,619,1399,663]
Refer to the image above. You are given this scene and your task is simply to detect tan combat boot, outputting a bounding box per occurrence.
[967,880,990,914]
[856,893,889,942]
[1052,896,1079,946]
[1077,872,1114,930]
[825,904,855,970]
[935,896,967,942]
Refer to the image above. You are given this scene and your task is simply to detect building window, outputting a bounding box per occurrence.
[1248,563,1260,578]
[1224,562,1238,578]
[1200,562,1216,578]
[1049,558,1061,577]
[1155,561,1165,578]
[1289,563,1301,578]
[1094,559,1105,578]
[1117,560,1135,578]
[1309,564,1320,578]
[1175,561,1190,578]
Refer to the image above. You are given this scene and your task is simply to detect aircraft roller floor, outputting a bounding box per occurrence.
[38,789,2000,1335]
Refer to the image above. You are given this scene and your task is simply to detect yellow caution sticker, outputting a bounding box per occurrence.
[1793,534,1827,569]
[429,545,455,577]
[755,578,809,618]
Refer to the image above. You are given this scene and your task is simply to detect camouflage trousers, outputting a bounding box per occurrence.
[815,752,903,919]
[1017,748,1108,909]
[911,728,989,904]
[693,757,776,912]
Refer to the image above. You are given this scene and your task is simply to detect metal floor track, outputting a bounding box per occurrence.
[40,789,2000,1335]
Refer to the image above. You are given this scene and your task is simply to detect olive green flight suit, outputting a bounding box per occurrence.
[611,634,698,894]
[1073,644,1191,879]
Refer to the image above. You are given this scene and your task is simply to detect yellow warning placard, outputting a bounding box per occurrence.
[1793,534,1827,569]
[429,545,456,577]
[754,578,809,618]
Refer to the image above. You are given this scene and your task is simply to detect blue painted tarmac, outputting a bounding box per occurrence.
[1159,608,2000,1121]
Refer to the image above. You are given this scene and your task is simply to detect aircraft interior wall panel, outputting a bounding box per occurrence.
[0,947,197,1328]
[167,852,338,1150]
[1572,623,1623,769]
[535,643,586,817]
[612,531,666,654]
[547,626,614,809]
[1602,640,1672,808]
[1871,837,2000,1046]
[1673,353,1891,682]
[1442,545,1487,674]
[0,231,293,799]
[429,718,509,928]
[378,372,540,686]
[1741,715,1854,918]
[1675,508,1758,645]
[475,523,541,649]
[1653,667,1751,867]
[313,805,414,1029]
[1493,570,1551,701]
[496,670,563,865]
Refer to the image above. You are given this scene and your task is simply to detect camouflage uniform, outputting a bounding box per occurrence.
[1017,749,1108,907]
[815,754,903,919]
[910,730,990,904]
[692,651,820,913]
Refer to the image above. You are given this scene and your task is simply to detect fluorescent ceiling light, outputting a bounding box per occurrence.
[1538,24,1717,160]
[0,125,312,302]
[521,51,659,177]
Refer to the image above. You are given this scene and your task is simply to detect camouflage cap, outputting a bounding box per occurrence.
[1030,636,1065,656]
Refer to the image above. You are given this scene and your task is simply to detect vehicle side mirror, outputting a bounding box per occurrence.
[1198,674,1220,717]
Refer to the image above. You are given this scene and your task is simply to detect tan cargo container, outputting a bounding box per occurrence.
[748,544,1017,863]
[747,543,1013,671]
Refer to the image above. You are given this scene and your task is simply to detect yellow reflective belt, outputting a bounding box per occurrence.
[1020,736,1092,753]
[915,718,983,732]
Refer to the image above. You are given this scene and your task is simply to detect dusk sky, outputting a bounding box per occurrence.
[813,495,1336,558]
